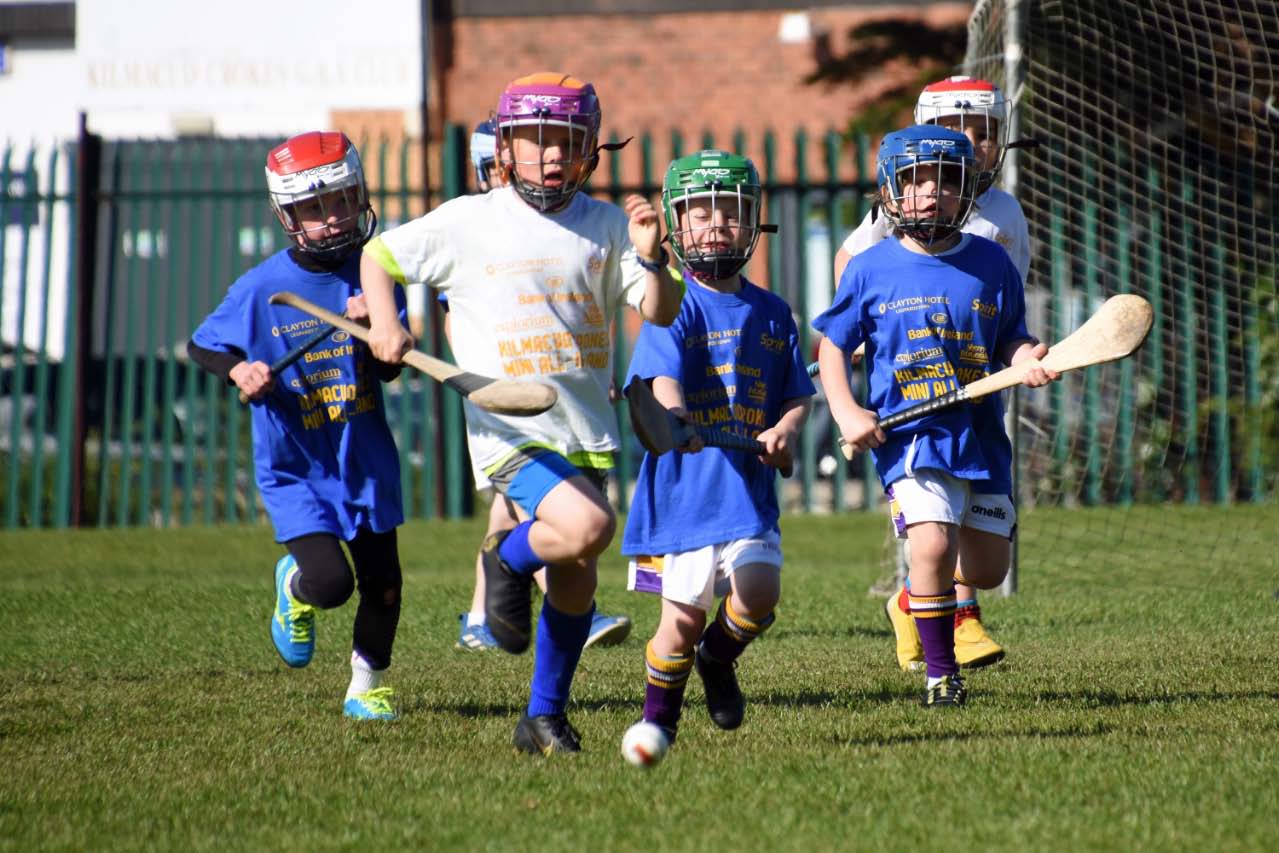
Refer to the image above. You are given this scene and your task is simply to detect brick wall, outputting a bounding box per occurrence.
[436,3,970,184]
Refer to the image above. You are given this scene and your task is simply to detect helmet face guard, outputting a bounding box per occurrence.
[495,72,601,212]
[876,126,978,247]
[470,119,498,191]
[914,76,1010,195]
[265,131,375,264]
[661,150,764,281]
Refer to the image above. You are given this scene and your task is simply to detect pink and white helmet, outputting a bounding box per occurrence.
[265,131,375,263]
[914,76,1010,193]
[495,72,602,212]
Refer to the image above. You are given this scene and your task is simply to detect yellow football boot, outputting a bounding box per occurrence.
[954,609,1005,669]
[883,588,925,672]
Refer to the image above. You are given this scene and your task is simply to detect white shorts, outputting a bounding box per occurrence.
[887,468,1016,540]
[627,530,783,612]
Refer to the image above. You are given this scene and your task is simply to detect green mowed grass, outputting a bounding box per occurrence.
[2,505,1277,850]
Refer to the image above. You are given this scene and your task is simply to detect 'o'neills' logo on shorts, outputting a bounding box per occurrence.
[970,504,1006,520]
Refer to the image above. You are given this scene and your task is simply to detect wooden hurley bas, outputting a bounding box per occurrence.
[268,291,558,417]
[840,293,1154,460]
[625,375,793,478]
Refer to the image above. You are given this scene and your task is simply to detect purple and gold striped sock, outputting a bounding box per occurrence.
[643,642,694,733]
[699,598,775,666]
[909,588,958,679]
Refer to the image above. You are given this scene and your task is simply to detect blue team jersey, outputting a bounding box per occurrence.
[812,235,1030,494]
[622,274,815,555]
[191,249,407,542]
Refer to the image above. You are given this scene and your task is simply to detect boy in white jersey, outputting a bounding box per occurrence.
[834,77,1029,671]
[450,119,632,653]
[814,126,1057,707]
[622,151,814,747]
[361,73,681,755]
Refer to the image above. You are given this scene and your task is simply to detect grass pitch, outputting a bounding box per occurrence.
[2,505,1277,850]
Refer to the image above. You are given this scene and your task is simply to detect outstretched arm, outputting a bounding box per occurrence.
[625,194,682,326]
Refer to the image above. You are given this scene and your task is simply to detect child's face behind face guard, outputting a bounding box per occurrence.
[876,126,978,248]
[495,73,602,213]
[661,150,765,282]
[266,132,375,264]
[915,76,1010,195]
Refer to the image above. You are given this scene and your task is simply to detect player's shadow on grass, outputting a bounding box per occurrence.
[768,625,894,641]
[836,724,1116,748]
[1016,688,1279,706]
[406,696,648,717]
[753,688,883,708]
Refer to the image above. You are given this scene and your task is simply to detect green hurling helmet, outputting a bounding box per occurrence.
[661,150,767,280]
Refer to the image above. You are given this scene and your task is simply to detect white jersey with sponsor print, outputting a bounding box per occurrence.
[368,185,647,480]
[841,186,1030,281]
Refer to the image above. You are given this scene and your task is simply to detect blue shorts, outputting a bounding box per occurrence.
[486,448,608,518]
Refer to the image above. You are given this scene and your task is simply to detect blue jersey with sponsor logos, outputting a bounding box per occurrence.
[812,234,1031,494]
[191,249,407,542]
[622,273,815,555]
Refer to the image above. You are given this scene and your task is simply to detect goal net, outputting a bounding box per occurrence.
[965,0,1279,574]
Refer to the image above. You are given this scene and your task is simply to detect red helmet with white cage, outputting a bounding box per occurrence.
[265,132,376,264]
[914,77,1010,194]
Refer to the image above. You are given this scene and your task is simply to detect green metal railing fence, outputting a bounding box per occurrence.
[1,123,1274,529]
[0,124,876,528]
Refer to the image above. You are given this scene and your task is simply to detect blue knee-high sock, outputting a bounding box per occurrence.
[526,599,594,718]
[497,521,543,576]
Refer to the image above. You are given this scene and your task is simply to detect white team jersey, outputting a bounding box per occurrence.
[371,186,647,479]
[841,186,1031,281]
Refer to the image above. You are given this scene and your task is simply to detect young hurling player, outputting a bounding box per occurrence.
[359,73,682,755]
[622,151,814,744]
[833,77,1029,672]
[451,119,632,653]
[188,132,408,721]
[813,126,1058,707]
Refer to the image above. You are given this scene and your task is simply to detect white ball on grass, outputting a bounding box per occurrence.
[620,721,670,768]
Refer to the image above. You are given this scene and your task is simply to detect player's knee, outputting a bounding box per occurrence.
[299,571,355,610]
[906,524,954,570]
[571,504,615,557]
[957,563,1008,590]
[957,533,1011,588]
[732,568,781,616]
[360,577,402,608]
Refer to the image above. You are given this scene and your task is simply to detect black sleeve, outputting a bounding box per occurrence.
[370,358,403,384]
[187,339,246,386]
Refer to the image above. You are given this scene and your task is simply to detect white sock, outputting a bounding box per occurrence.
[926,675,944,689]
[347,652,384,699]
[466,611,486,627]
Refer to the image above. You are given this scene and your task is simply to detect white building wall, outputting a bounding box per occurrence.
[0,0,423,356]
[77,0,422,138]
